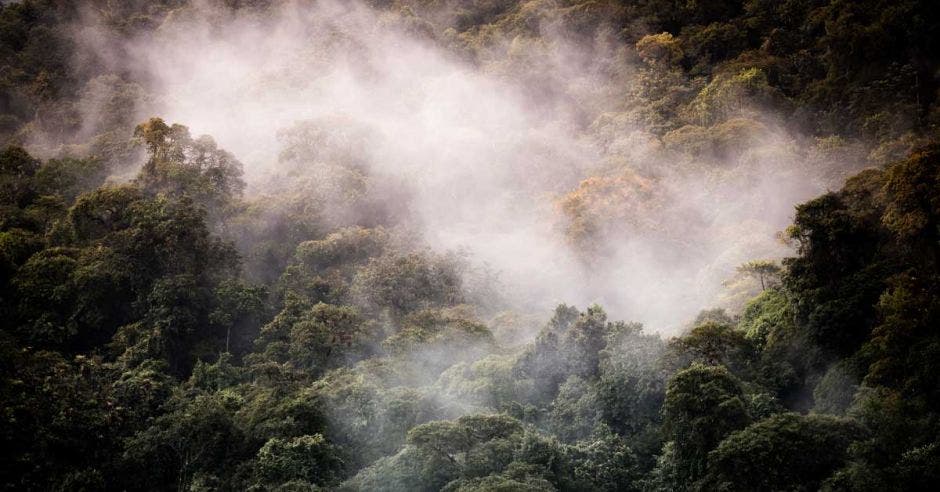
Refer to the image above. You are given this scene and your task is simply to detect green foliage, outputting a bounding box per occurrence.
[295,227,390,273]
[661,363,751,485]
[2,2,940,490]
[683,68,778,126]
[254,434,343,488]
[277,226,390,305]
[347,413,642,492]
[0,140,252,378]
[636,32,683,66]
[284,303,378,376]
[881,144,940,242]
[0,146,40,206]
[514,305,616,408]
[436,354,532,414]
[383,307,495,379]
[813,360,859,415]
[306,365,438,468]
[548,376,600,442]
[702,413,862,491]
[662,117,768,161]
[735,259,782,291]
[784,169,890,356]
[566,426,642,491]
[33,156,108,203]
[736,287,791,349]
[124,390,250,490]
[0,341,121,490]
[596,321,666,441]
[665,322,757,378]
[353,251,464,315]
[134,117,245,217]
[735,287,820,408]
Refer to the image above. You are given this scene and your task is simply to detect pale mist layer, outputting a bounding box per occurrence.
[78,1,859,333]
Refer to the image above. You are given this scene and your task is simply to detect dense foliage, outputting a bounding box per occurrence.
[2,0,940,491]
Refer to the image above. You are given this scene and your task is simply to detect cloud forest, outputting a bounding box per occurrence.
[1,0,939,490]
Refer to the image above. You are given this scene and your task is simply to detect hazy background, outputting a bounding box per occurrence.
[67,0,865,333]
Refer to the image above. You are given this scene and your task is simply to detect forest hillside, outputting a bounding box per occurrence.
[2,0,939,490]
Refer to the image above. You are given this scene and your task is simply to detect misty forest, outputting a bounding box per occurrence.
[2,0,940,490]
